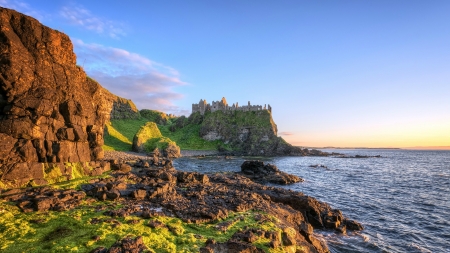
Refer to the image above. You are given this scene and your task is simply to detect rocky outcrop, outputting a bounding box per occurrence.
[0,8,112,187]
[196,110,331,156]
[240,160,303,185]
[132,122,180,158]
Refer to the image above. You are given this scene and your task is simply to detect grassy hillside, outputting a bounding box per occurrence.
[103,110,225,151]
[103,109,279,153]
[103,119,148,151]
[159,124,225,150]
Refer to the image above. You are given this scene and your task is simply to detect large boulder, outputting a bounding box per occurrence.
[0,7,113,188]
[132,122,180,158]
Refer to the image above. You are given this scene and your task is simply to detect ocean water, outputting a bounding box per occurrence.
[173,149,450,253]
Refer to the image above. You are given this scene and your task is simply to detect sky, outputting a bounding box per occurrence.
[2,0,449,148]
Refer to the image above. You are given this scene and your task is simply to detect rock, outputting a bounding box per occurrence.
[345,219,364,231]
[105,236,147,253]
[0,7,125,188]
[200,238,265,253]
[148,220,166,229]
[106,190,121,200]
[131,189,147,200]
[131,122,180,158]
[240,161,303,185]
[119,164,132,173]
[281,227,297,246]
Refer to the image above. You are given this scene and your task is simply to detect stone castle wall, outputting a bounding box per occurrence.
[192,97,272,115]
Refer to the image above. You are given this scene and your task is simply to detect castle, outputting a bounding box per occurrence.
[192,97,272,115]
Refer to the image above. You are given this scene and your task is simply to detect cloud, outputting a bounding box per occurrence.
[0,0,45,21]
[59,4,125,38]
[279,132,295,136]
[73,39,187,115]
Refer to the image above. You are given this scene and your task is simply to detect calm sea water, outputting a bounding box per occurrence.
[174,149,450,253]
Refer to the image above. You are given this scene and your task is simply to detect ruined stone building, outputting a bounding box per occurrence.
[192,97,272,115]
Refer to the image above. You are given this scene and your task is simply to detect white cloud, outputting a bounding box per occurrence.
[0,0,45,21]
[73,39,187,115]
[279,132,295,136]
[59,4,125,39]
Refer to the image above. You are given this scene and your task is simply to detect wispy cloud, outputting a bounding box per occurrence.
[279,132,295,136]
[59,4,125,39]
[74,39,188,115]
[0,0,45,21]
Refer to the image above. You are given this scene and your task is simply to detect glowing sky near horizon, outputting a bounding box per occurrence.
[2,0,449,148]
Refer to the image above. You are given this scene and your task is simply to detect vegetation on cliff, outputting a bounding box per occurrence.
[103,111,225,151]
[103,109,291,155]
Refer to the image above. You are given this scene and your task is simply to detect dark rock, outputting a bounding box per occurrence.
[345,219,364,231]
[240,161,303,185]
[106,190,121,200]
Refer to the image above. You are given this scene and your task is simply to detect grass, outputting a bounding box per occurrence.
[134,122,177,152]
[0,199,287,253]
[102,109,274,152]
[159,124,226,150]
[103,119,148,151]
[103,118,224,151]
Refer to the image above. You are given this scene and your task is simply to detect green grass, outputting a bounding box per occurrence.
[159,124,226,150]
[103,119,148,151]
[134,122,178,152]
[0,200,286,253]
[103,118,225,151]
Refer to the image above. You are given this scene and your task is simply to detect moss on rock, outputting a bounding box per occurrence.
[132,122,180,157]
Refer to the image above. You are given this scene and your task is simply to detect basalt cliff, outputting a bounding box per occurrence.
[0,7,137,188]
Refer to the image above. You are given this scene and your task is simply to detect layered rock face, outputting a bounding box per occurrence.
[0,8,113,187]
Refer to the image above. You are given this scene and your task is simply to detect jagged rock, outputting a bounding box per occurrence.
[0,7,125,188]
[240,161,303,185]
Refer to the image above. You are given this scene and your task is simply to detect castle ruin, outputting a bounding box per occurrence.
[192,97,272,115]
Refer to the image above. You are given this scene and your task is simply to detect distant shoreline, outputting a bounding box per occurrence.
[298,146,450,151]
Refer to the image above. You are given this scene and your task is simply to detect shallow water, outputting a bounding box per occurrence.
[173,149,450,253]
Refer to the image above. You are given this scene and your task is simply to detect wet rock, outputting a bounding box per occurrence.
[240,161,303,185]
[345,219,364,231]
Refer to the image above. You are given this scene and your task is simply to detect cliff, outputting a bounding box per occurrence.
[0,7,135,188]
[198,110,308,156]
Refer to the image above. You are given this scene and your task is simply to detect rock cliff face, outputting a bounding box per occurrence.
[199,110,308,156]
[0,7,116,187]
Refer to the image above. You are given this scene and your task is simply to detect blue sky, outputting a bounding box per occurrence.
[2,0,449,148]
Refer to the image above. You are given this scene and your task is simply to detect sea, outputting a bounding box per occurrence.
[173,149,450,253]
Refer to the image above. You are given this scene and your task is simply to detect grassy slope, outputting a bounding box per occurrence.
[103,116,222,151]
[159,124,223,150]
[103,119,148,151]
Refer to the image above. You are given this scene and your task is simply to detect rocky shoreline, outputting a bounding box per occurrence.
[1,151,363,252]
